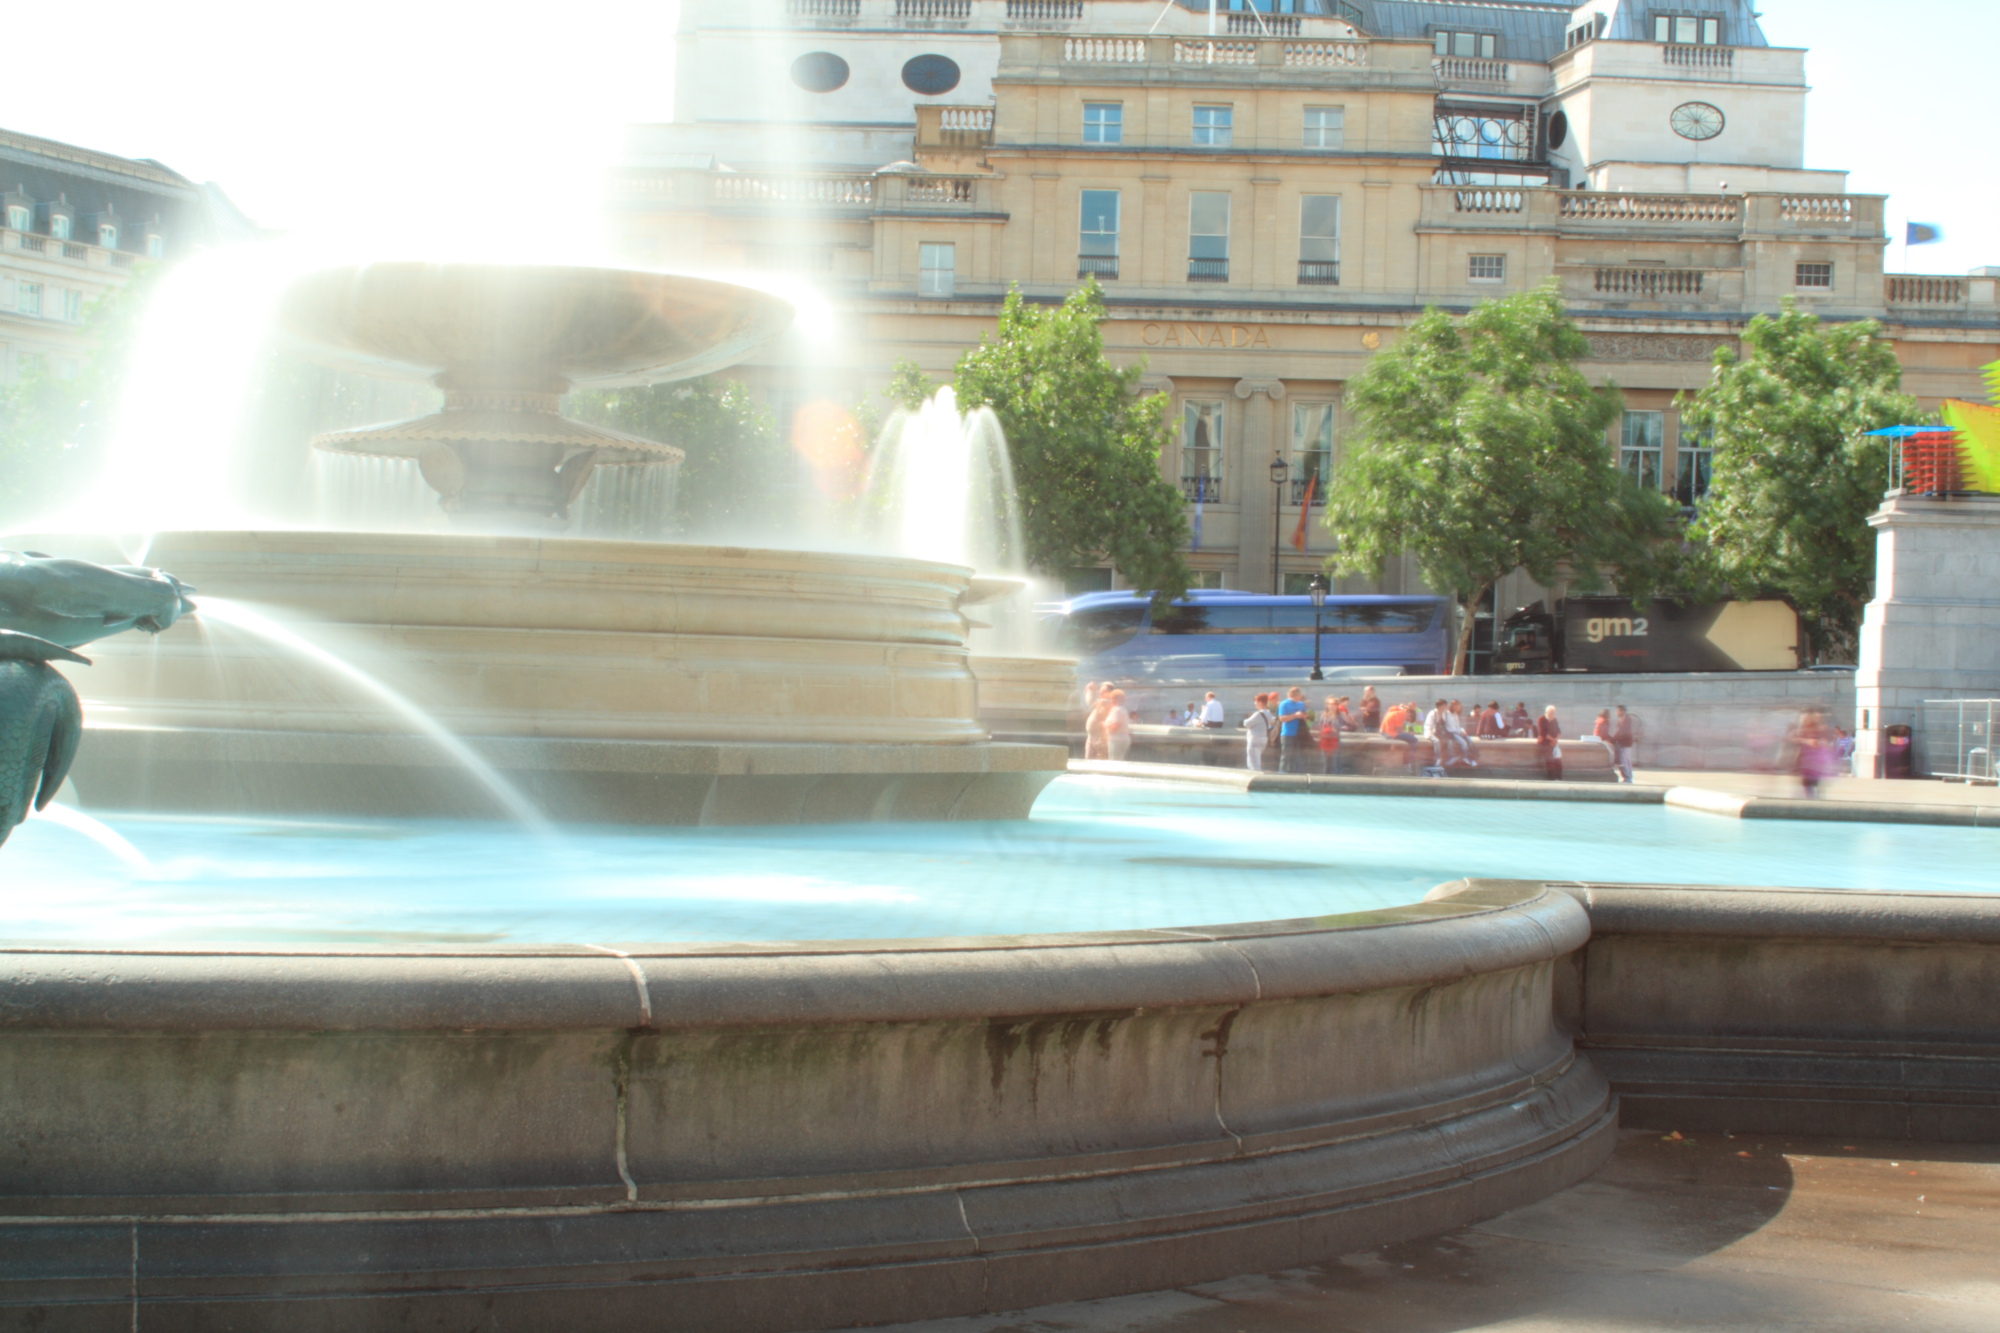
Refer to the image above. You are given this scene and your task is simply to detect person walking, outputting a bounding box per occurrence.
[1318,695,1343,775]
[1243,693,1276,772]
[1535,705,1564,781]
[1277,687,1310,774]
[1083,694,1111,760]
[1105,688,1133,762]
[1611,705,1637,784]
[1199,692,1224,728]
[1793,707,1835,797]
[1591,709,1615,773]
[1359,686,1382,732]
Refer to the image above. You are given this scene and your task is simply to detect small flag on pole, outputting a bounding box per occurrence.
[1191,484,1204,552]
[1290,473,1317,551]
[1907,222,1944,246]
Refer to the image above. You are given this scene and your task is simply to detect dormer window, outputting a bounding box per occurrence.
[5,206,27,232]
[1434,30,1497,59]
[1652,12,1722,44]
[49,213,71,240]
[146,233,165,258]
[98,224,118,249]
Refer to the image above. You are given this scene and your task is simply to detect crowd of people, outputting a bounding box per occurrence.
[1080,681,1856,792]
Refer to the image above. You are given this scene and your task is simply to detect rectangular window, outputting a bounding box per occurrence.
[1303,105,1344,149]
[146,234,165,258]
[1702,17,1719,43]
[60,289,82,321]
[1181,401,1225,501]
[1298,195,1339,285]
[1291,403,1335,502]
[16,282,41,316]
[1469,254,1506,282]
[1188,191,1230,282]
[1674,15,1697,43]
[1796,261,1833,289]
[1435,30,1495,58]
[1674,426,1713,507]
[1621,411,1665,490]
[1192,105,1233,148]
[1079,189,1119,280]
[5,206,27,232]
[1186,569,1227,590]
[1654,15,1670,41]
[918,242,955,297]
[1083,102,1122,145]
[49,215,70,240]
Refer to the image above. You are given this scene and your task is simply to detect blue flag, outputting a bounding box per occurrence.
[1191,490,1204,551]
[1907,222,1943,246]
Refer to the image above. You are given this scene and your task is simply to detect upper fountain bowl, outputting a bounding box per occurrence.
[277,263,795,391]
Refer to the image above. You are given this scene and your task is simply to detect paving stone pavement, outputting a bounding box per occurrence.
[875,1131,2000,1333]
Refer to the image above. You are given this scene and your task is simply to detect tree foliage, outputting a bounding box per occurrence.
[950,282,1189,599]
[1326,283,1678,674]
[1679,302,1917,660]
[569,376,786,536]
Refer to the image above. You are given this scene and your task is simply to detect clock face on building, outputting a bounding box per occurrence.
[1670,102,1725,141]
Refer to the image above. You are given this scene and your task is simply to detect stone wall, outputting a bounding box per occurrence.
[1102,671,1852,773]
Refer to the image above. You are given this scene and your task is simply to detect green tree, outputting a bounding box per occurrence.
[1680,301,1918,661]
[951,282,1189,599]
[1327,283,1678,675]
[569,375,786,534]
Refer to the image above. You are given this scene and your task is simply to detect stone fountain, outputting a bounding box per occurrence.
[39,262,1069,824]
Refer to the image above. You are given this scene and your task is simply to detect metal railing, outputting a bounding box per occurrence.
[1187,258,1229,282]
[1078,255,1118,280]
[1181,475,1224,503]
[1297,260,1340,285]
[1290,475,1328,506]
[1594,267,1705,297]
[1921,700,2000,783]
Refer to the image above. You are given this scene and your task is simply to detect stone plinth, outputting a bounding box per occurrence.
[969,653,1077,735]
[1853,493,2000,777]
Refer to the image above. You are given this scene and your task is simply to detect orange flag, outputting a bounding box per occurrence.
[1290,473,1317,551]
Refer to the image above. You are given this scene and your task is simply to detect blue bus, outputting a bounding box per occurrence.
[1050,590,1455,680]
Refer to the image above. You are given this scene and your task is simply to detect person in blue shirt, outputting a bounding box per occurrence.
[1276,686,1311,774]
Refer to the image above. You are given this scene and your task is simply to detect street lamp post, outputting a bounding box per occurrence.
[1268,453,1289,595]
[1308,572,1329,681]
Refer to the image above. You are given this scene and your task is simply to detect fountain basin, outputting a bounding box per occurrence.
[0,881,1612,1327]
[36,530,1069,823]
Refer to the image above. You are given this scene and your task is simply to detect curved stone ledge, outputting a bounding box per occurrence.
[0,885,1611,1327]
[1430,879,2000,1143]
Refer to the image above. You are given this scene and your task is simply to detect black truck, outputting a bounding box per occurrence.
[1490,596,1806,674]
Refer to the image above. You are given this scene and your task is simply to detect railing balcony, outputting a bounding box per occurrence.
[1886,274,1969,307]
[1078,255,1118,280]
[1431,55,1512,83]
[916,104,995,150]
[1005,0,1082,26]
[1181,475,1224,504]
[1297,260,1340,286]
[785,0,860,24]
[1188,258,1229,283]
[1227,12,1299,35]
[1559,192,1740,224]
[1662,43,1733,71]
[1290,476,1327,506]
[1056,34,1368,69]
[61,242,87,260]
[1593,267,1706,298]
[712,172,877,207]
[894,0,972,23]
[11,232,46,254]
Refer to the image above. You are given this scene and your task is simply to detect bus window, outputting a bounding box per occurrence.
[1151,605,1270,635]
[1057,604,1148,655]
[1327,602,1436,634]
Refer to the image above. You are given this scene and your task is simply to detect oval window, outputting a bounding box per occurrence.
[1547,110,1569,150]
[901,54,961,96]
[791,51,850,94]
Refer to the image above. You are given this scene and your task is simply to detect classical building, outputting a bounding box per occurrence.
[0,126,254,383]
[614,0,1998,632]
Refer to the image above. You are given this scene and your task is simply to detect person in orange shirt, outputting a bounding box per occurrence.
[1380,700,1420,770]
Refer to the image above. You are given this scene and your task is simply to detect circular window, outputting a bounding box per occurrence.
[1547,110,1568,150]
[1669,101,1725,141]
[791,51,850,94]
[901,54,961,96]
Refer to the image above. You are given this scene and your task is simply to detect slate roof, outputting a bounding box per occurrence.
[1168,0,1769,58]
[0,126,255,252]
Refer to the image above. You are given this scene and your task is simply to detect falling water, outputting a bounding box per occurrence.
[193,598,555,834]
[30,802,157,876]
[869,388,1024,572]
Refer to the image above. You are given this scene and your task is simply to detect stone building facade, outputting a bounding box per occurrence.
[0,127,254,383]
[613,0,1998,634]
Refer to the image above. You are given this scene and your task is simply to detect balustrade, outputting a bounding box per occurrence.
[1453,188,1525,214]
[939,106,993,132]
[1006,0,1082,21]
[785,0,859,21]
[1284,41,1366,67]
[1226,12,1298,35]
[1662,44,1733,69]
[894,0,971,19]
[1063,36,1145,62]
[1778,194,1854,224]
[713,174,876,206]
[1174,39,1257,65]
[1559,192,1739,223]
[1886,274,1967,305]
[1593,267,1706,297]
[1432,55,1510,82]
[904,177,976,204]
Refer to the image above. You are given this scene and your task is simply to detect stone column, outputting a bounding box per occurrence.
[1234,378,1285,592]
[1853,493,2000,777]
